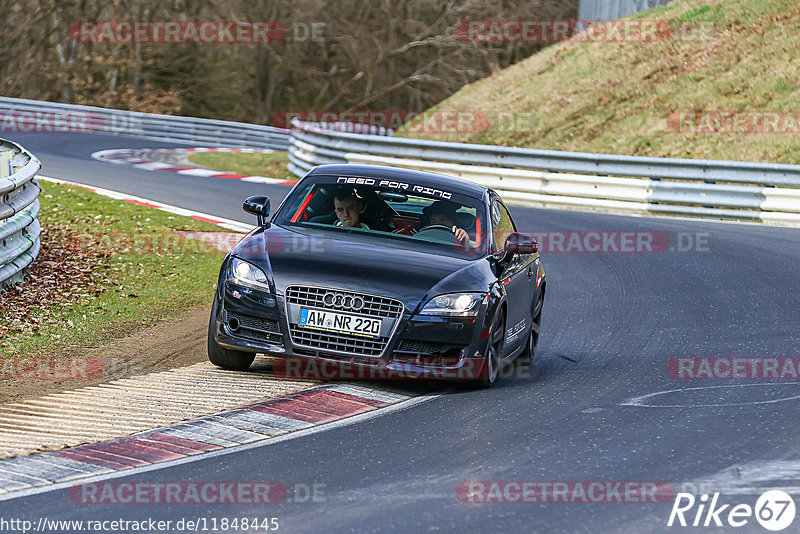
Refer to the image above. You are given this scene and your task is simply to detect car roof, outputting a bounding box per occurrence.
[306,164,490,200]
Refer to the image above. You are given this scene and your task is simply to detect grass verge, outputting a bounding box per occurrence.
[399,0,800,164]
[187,150,296,180]
[0,182,228,357]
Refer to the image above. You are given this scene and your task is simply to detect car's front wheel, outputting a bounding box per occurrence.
[518,294,543,364]
[475,312,505,388]
[207,299,256,371]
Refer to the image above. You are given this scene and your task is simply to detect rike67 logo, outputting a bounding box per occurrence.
[668,491,796,531]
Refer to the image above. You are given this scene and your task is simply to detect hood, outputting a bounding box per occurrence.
[231,224,492,312]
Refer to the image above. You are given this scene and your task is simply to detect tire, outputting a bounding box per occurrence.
[518,294,543,364]
[207,299,256,371]
[474,312,505,388]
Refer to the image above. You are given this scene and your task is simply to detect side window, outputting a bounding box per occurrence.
[490,200,516,252]
[286,184,317,223]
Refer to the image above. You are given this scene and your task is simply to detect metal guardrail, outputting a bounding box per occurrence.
[2,96,798,227]
[0,138,41,291]
[289,120,800,225]
[0,96,291,151]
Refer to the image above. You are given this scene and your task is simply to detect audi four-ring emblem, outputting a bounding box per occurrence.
[322,292,365,311]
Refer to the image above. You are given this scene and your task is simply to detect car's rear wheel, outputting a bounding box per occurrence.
[518,294,543,364]
[475,312,504,387]
[207,299,256,371]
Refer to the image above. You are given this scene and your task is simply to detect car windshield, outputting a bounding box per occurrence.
[273,175,487,257]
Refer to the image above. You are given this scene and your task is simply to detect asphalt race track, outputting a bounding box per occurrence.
[3,132,800,532]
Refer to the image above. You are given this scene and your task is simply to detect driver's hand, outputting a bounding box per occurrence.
[452,226,468,243]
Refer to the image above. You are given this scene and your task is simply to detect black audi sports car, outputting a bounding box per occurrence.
[208,164,545,386]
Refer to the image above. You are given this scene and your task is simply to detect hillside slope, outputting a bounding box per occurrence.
[403,0,800,164]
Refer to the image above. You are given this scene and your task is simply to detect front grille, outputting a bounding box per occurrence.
[227,312,282,344]
[293,348,381,367]
[285,286,403,318]
[285,285,404,357]
[289,326,389,357]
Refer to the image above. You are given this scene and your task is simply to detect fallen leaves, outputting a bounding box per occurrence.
[0,221,107,352]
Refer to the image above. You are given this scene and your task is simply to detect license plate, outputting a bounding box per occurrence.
[298,308,382,338]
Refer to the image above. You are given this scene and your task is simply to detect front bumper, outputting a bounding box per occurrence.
[213,282,490,380]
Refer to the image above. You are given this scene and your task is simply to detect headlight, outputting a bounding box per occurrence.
[420,293,485,317]
[228,257,270,291]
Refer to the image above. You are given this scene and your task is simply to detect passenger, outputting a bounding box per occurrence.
[420,200,475,247]
[333,187,370,229]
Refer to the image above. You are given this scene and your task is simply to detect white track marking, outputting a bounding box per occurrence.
[131,161,175,171]
[621,383,800,408]
[38,176,255,233]
[90,147,291,184]
[176,168,221,177]
[240,175,284,183]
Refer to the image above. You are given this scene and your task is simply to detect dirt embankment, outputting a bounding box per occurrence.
[0,309,210,404]
[1,184,228,405]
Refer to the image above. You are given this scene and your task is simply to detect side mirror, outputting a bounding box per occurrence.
[243,195,271,227]
[503,232,538,255]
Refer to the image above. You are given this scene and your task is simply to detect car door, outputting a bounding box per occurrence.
[489,197,533,357]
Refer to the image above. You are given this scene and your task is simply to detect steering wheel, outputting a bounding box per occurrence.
[414,224,459,245]
[416,224,453,233]
[416,224,474,251]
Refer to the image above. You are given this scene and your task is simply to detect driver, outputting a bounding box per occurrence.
[333,187,370,229]
[420,200,475,247]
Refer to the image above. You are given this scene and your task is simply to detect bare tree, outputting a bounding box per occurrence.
[0,0,578,122]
